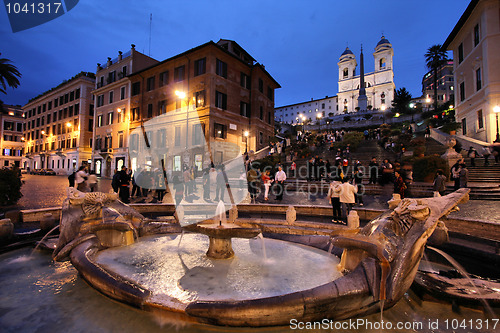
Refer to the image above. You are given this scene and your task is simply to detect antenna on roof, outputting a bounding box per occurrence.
[149,13,152,56]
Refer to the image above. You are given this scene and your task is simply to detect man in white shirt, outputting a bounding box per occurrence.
[75,166,88,192]
[274,166,286,201]
[338,177,357,224]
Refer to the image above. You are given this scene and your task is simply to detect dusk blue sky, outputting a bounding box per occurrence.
[1,0,470,108]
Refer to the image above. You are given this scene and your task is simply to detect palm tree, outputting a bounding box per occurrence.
[425,45,448,112]
[0,54,21,94]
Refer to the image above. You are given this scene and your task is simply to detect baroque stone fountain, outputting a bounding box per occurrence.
[43,186,473,327]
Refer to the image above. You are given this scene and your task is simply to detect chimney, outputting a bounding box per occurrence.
[118,51,123,61]
[107,57,112,67]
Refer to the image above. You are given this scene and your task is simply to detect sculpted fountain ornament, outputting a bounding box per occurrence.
[50,187,470,327]
[441,137,462,168]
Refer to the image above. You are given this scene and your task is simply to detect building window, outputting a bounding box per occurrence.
[459,81,465,102]
[476,68,482,91]
[192,123,203,146]
[158,100,166,114]
[147,104,153,118]
[258,79,263,93]
[97,115,103,127]
[380,58,386,69]
[195,90,205,108]
[267,87,273,101]
[108,71,116,84]
[120,86,126,100]
[343,68,348,78]
[477,110,483,130]
[174,126,181,146]
[157,129,166,147]
[461,118,467,135]
[240,73,250,89]
[174,65,185,82]
[122,66,127,77]
[118,133,124,148]
[131,82,141,96]
[267,112,271,124]
[214,123,226,139]
[259,106,263,120]
[109,91,114,104]
[216,59,227,78]
[458,43,464,64]
[75,88,80,99]
[240,102,250,117]
[215,91,227,109]
[106,112,113,125]
[131,107,140,121]
[97,94,104,107]
[159,71,169,87]
[88,119,93,131]
[146,76,155,91]
[259,131,263,145]
[474,24,480,47]
[194,58,206,76]
[74,103,79,115]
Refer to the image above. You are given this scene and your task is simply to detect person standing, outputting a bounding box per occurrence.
[338,177,357,224]
[247,165,259,204]
[433,169,447,196]
[368,157,378,184]
[468,147,477,167]
[353,167,364,206]
[274,166,286,201]
[327,177,342,223]
[262,170,273,201]
[393,171,406,199]
[459,163,469,189]
[450,159,463,191]
[75,166,88,192]
[173,176,184,206]
[215,166,226,202]
[203,168,211,202]
[111,169,120,193]
[88,171,98,192]
[118,166,131,203]
[482,146,491,166]
[290,161,296,178]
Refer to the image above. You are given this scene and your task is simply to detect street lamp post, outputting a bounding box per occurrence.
[244,130,249,153]
[381,104,387,124]
[175,90,190,165]
[494,105,500,143]
[316,113,322,132]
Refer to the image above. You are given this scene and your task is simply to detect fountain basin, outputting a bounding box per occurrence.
[70,233,349,326]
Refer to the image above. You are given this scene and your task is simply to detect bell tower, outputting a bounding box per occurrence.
[338,47,357,89]
[373,36,393,72]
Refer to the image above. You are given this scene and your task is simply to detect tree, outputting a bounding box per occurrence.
[0,54,21,94]
[391,87,412,115]
[425,45,448,112]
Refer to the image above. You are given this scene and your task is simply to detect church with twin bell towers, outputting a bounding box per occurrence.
[337,36,395,113]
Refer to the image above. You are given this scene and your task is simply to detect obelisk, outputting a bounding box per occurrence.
[357,45,368,112]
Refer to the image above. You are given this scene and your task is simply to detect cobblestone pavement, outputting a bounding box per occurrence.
[16,174,500,224]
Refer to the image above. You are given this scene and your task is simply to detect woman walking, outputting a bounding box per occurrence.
[262,170,273,201]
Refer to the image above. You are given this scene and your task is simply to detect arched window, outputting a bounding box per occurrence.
[343,68,348,78]
[380,58,386,69]
[381,92,385,105]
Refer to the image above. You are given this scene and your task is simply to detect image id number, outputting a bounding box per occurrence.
[5,2,62,14]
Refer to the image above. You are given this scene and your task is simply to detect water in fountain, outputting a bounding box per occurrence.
[426,245,496,317]
[256,233,267,260]
[177,230,185,248]
[2,247,497,332]
[214,200,226,226]
[31,224,59,255]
